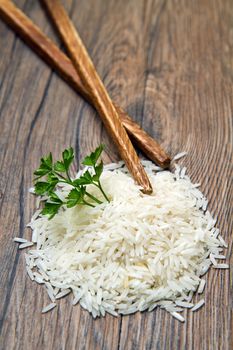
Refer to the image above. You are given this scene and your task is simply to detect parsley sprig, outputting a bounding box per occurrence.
[34,145,109,219]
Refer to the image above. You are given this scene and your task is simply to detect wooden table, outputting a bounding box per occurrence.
[0,1,232,349]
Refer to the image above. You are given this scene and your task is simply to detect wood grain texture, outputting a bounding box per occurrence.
[0,0,232,349]
[0,0,171,168]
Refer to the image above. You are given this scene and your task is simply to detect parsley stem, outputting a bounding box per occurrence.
[97,181,110,202]
[66,170,72,182]
[54,171,67,181]
[54,171,73,185]
[52,173,106,205]
[85,192,103,204]
[82,199,95,207]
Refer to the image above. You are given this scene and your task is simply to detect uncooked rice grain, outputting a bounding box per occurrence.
[46,286,55,302]
[214,264,229,269]
[18,242,34,249]
[14,237,28,243]
[175,301,194,308]
[55,289,71,299]
[218,236,228,248]
[213,254,226,259]
[171,312,185,322]
[197,280,206,294]
[26,266,34,281]
[42,303,57,313]
[173,151,188,161]
[28,187,35,194]
[210,254,218,266]
[191,299,205,311]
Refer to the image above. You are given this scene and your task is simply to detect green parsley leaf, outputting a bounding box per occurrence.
[54,161,66,172]
[48,192,63,204]
[73,170,93,186]
[72,177,88,186]
[82,144,104,166]
[47,173,59,183]
[62,147,74,171]
[41,153,53,168]
[34,168,50,178]
[34,153,53,178]
[34,181,51,195]
[92,161,103,182]
[67,188,84,208]
[41,202,62,219]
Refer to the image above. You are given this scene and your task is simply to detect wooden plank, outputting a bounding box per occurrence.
[0,0,232,349]
[119,0,233,349]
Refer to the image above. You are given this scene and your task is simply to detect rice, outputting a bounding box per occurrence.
[42,303,57,313]
[45,284,56,302]
[197,280,206,294]
[55,289,71,299]
[14,237,28,243]
[26,266,34,281]
[191,299,205,311]
[171,312,185,322]
[28,187,35,194]
[173,151,188,161]
[209,254,218,266]
[175,301,194,308]
[72,293,83,306]
[18,242,34,249]
[17,160,228,320]
[213,264,229,269]
[218,235,228,248]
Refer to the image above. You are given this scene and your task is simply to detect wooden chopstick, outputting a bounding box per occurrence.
[0,0,171,169]
[40,0,153,194]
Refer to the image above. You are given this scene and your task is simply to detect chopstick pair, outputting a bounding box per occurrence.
[0,0,171,193]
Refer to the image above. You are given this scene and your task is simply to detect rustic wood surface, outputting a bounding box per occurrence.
[0,0,171,168]
[0,0,232,349]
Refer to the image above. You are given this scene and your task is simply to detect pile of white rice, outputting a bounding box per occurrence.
[15,154,228,321]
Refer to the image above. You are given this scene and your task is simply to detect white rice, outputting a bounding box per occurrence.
[18,242,34,249]
[213,264,229,269]
[175,301,194,308]
[213,254,226,259]
[45,284,56,303]
[55,289,71,299]
[210,254,218,266]
[191,299,205,311]
[218,235,228,248]
[18,160,228,320]
[28,187,35,194]
[171,312,185,322]
[14,237,28,243]
[42,303,57,313]
[26,266,34,281]
[197,280,206,294]
[173,151,188,161]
